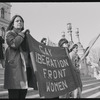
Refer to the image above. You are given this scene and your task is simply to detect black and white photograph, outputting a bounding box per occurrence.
[0,2,100,98]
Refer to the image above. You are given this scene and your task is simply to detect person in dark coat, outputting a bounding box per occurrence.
[0,33,4,68]
[4,15,38,99]
[58,38,70,98]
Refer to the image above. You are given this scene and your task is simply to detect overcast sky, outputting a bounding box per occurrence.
[11,2,100,48]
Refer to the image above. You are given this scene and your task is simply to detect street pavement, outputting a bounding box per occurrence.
[26,76,100,98]
[0,65,100,98]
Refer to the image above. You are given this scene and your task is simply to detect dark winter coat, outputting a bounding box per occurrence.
[0,36,4,59]
[4,29,37,90]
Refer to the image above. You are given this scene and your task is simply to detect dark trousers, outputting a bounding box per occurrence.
[8,89,27,99]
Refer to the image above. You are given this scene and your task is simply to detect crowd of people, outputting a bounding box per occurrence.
[0,14,83,99]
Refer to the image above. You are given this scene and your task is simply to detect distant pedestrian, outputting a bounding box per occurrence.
[0,32,5,68]
[58,38,70,98]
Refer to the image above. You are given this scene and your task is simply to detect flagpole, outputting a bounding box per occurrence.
[79,33,100,64]
[47,37,49,46]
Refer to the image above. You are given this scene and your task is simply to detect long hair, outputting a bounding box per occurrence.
[6,15,24,31]
[69,44,78,53]
[41,38,47,45]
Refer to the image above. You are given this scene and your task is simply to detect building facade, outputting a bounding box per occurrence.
[0,3,11,67]
[0,3,11,50]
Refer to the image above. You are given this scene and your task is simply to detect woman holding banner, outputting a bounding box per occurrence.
[4,15,37,99]
[69,44,82,98]
[0,32,5,68]
[58,38,70,98]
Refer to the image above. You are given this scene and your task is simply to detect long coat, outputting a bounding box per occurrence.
[70,51,82,91]
[4,29,37,90]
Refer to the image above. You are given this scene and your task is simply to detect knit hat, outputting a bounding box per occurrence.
[41,38,47,45]
[69,44,78,52]
[58,38,68,47]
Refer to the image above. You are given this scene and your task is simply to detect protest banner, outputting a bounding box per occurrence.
[25,31,78,98]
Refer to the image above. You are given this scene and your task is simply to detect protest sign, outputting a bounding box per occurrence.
[26,32,78,98]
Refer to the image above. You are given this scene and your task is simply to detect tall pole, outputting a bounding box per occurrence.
[61,31,65,38]
[67,23,73,42]
[67,23,73,47]
[75,28,80,43]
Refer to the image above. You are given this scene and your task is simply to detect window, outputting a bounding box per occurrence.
[1,8,4,19]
